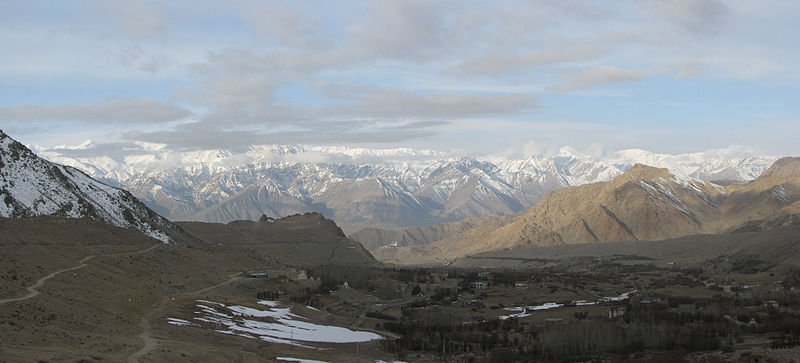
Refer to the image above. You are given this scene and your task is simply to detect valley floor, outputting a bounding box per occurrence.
[0,218,395,362]
[3,218,800,362]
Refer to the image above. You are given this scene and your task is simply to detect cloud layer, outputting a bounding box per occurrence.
[0,0,798,155]
[0,100,192,124]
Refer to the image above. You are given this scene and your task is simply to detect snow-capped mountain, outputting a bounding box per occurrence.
[607,148,774,181]
[372,159,800,263]
[30,141,777,232]
[0,131,188,243]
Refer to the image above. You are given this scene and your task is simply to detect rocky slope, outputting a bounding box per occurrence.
[178,212,378,267]
[453,224,800,272]
[724,157,800,232]
[351,214,513,251]
[0,130,190,243]
[34,143,776,232]
[378,158,800,264]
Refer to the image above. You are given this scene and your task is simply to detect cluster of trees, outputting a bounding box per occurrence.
[301,265,800,360]
[306,266,440,299]
[376,288,800,360]
[378,310,722,360]
[380,316,527,357]
[287,287,323,308]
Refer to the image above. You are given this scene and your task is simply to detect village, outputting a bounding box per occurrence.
[210,260,800,362]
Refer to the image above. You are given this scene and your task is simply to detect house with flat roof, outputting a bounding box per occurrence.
[471,281,489,290]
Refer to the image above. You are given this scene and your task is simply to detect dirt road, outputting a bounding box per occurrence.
[126,272,244,363]
[0,244,162,306]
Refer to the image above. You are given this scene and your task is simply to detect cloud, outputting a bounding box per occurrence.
[118,45,170,73]
[673,61,706,78]
[0,99,193,124]
[177,44,538,128]
[646,0,729,34]
[43,141,145,159]
[451,47,604,76]
[122,119,441,150]
[87,0,168,38]
[236,3,323,46]
[2,1,798,156]
[346,0,455,61]
[551,66,645,92]
[178,48,359,124]
[347,89,537,119]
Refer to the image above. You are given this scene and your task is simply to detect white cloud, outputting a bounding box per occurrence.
[1,1,798,156]
[451,47,604,76]
[348,89,537,119]
[87,0,169,38]
[0,99,193,124]
[236,3,324,46]
[551,66,645,92]
[346,0,455,61]
[646,0,729,34]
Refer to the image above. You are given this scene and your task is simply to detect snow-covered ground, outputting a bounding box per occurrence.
[276,357,329,363]
[166,318,197,327]
[274,358,408,363]
[499,290,637,320]
[169,300,383,348]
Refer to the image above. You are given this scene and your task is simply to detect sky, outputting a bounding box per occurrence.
[1,0,798,158]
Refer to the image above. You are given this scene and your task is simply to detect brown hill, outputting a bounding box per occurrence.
[178,212,378,267]
[382,159,800,264]
[350,214,513,251]
[759,156,800,179]
[727,166,800,232]
[485,164,723,246]
[453,225,800,273]
[0,215,391,362]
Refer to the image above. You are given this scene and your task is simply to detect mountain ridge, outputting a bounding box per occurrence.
[34,141,778,231]
[367,158,800,264]
[0,131,192,243]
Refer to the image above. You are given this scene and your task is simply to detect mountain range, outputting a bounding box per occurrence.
[34,141,777,232]
[369,158,800,264]
[1,129,376,268]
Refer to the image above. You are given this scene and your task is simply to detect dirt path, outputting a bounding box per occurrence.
[188,273,243,296]
[127,296,167,363]
[0,244,162,306]
[126,273,243,363]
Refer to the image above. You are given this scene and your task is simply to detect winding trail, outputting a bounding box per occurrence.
[0,242,245,362]
[0,244,162,306]
[127,296,167,363]
[127,272,244,363]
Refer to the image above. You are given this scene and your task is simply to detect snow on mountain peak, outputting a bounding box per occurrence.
[608,147,777,180]
[0,132,182,243]
[26,139,780,230]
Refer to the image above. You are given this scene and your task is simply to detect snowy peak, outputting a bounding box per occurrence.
[31,140,780,231]
[608,148,776,181]
[0,132,185,243]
